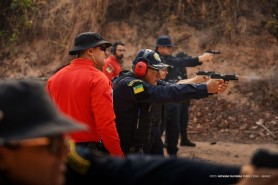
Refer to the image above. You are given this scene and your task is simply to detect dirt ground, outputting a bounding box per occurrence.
[174,139,278,166]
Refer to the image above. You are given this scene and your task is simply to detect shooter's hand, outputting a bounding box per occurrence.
[206,79,228,94]
[198,53,214,63]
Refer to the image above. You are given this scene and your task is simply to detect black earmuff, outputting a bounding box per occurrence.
[110,43,116,55]
[134,50,151,77]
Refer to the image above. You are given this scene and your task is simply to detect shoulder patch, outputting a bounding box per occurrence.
[105,64,114,73]
[128,80,144,94]
[133,84,144,94]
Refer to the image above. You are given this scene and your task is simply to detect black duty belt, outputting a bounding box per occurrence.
[75,142,109,155]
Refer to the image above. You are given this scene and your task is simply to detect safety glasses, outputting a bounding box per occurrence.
[98,45,107,52]
[4,134,66,156]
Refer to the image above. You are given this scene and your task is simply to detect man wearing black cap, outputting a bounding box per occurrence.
[155,35,214,157]
[0,79,87,185]
[47,32,124,158]
[112,48,228,156]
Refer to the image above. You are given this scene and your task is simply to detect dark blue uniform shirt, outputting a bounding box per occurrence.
[112,70,209,154]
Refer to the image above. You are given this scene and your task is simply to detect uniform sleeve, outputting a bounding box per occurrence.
[166,55,202,68]
[128,80,209,104]
[66,138,240,185]
[90,74,123,157]
[102,62,115,81]
[88,155,241,185]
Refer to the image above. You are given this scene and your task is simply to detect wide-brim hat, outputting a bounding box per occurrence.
[132,49,169,70]
[69,32,112,55]
[156,35,174,47]
[0,79,87,144]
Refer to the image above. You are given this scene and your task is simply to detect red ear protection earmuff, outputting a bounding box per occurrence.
[134,61,148,77]
[134,50,151,77]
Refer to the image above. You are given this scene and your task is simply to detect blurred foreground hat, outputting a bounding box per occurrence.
[156,35,174,47]
[0,79,87,145]
[132,49,169,70]
[69,32,112,55]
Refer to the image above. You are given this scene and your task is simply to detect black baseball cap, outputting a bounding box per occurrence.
[0,79,87,145]
[132,49,169,70]
[69,32,112,55]
[156,35,174,47]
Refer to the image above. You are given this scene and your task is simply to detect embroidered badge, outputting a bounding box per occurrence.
[154,53,161,62]
[106,66,113,73]
[133,84,144,94]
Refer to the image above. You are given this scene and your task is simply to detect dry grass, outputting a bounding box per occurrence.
[3,0,277,52]
[0,0,277,76]
[29,0,109,64]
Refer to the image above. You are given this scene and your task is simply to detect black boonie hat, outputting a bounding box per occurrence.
[156,35,174,47]
[0,79,87,145]
[69,32,112,55]
[132,49,169,70]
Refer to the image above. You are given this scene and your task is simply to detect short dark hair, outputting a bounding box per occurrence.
[110,41,125,54]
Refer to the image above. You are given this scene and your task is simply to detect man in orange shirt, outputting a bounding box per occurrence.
[47,32,123,158]
[102,41,125,81]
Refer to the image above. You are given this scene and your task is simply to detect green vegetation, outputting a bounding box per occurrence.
[0,0,37,46]
[266,19,278,40]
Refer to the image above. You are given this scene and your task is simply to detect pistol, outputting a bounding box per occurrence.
[210,73,238,82]
[205,49,221,54]
[196,70,216,76]
[251,149,278,168]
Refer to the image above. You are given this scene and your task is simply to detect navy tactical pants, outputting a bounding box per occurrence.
[143,126,164,156]
[165,102,180,156]
[179,100,190,139]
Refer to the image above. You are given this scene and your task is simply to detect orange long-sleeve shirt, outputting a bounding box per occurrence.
[47,58,123,157]
[102,55,122,81]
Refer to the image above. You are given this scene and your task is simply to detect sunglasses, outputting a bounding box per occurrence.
[4,134,66,156]
[147,67,159,75]
[99,45,107,52]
